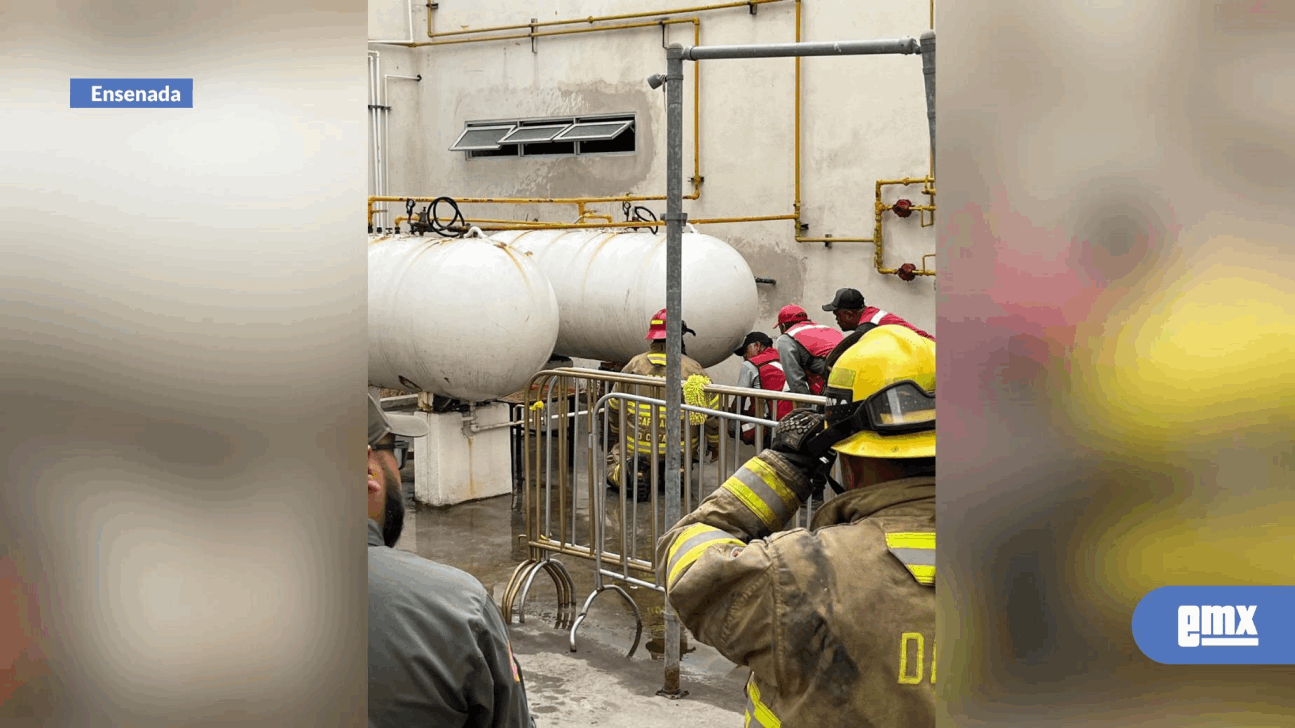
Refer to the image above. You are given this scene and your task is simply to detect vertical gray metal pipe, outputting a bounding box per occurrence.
[653,34,928,700]
[920,31,936,180]
[660,44,686,699]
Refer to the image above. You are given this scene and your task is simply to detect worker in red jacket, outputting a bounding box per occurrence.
[773,304,844,398]
[732,331,793,447]
[822,288,935,372]
[823,287,934,340]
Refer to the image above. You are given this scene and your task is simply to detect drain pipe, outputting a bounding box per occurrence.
[367,52,384,228]
[920,31,936,180]
[382,72,421,222]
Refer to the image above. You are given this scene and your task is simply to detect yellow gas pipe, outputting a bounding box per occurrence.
[426,0,786,41]
[371,15,706,225]
[378,0,937,278]
[382,213,800,232]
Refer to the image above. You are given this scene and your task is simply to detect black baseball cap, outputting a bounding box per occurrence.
[822,287,866,311]
[367,393,430,446]
[732,331,774,357]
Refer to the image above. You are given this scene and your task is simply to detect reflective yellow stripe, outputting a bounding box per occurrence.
[651,319,664,325]
[885,532,935,550]
[723,458,799,530]
[908,565,935,585]
[728,468,790,529]
[745,675,781,728]
[665,524,714,565]
[647,353,667,366]
[886,532,936,586]
[665,524,744,587]
[746,458,798,509]
[723,474,777,529]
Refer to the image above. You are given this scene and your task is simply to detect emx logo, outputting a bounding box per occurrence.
[1178,605,1258,647]
[1134,587,1294,664]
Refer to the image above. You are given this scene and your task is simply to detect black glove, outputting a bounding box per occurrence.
[770,409,824,454]
[769,410,837,487]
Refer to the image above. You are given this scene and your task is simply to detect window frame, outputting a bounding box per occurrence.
[447,123,518,152]
[497,122,576,145]
[454,114,636,160]
[553,119,634,143]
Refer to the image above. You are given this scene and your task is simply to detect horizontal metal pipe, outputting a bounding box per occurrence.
[468,421,516,433]
[467,213,796,231]
[684,37,919,60]
[469,410,592,432]
[371,193,663,206]
[411,16,696,48]
[426,0,784,39]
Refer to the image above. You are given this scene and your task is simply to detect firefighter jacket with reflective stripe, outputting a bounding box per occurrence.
[739,349,792,440]
[607,344,720,457]
[859,306,935,342]
[776,322,844,396]
[656,453,936,728]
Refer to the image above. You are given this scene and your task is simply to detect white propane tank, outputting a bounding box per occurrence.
[486,229,759,367]
[368,233,560,401]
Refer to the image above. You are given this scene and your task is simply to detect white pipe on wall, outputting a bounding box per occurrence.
[383,73,421,215]
[368,0,415,45]
[366,51,394,227]
[367,52,380,219]
[374,52,386,226]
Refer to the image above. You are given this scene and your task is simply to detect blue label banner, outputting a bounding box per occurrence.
[1133,586,1295,664]
[70,79,193,108]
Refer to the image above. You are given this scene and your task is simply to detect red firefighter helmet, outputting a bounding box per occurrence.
[645,308,696,340]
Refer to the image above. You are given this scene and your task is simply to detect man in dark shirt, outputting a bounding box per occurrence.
[365,394,534,728]
[822,287,934,371]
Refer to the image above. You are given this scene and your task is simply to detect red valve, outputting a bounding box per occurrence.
[897,263,918,281]
[892,199,914,218]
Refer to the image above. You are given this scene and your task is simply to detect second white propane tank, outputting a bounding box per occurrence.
[487,229,759,367]
[368,233,560,401]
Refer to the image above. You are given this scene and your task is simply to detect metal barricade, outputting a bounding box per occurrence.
[500,367,835,659]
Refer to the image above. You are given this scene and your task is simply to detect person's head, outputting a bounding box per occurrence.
[733,331,774,361]
[775,304,810,335]
[822,288,866,331]
[821,326,935,489]
[645,308,696,351]
[366,393,429,547]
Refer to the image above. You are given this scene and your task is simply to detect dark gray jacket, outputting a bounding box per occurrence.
[368,520,534,728]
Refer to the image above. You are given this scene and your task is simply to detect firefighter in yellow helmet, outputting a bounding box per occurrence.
[656,325,936,727]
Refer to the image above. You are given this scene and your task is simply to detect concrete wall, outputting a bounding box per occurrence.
[369,0,936,386]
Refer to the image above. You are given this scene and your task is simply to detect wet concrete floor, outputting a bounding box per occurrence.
[394,468,754,726]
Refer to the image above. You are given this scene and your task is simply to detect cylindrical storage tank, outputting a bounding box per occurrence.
[486,230,759,368]
[368,234,560,401]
